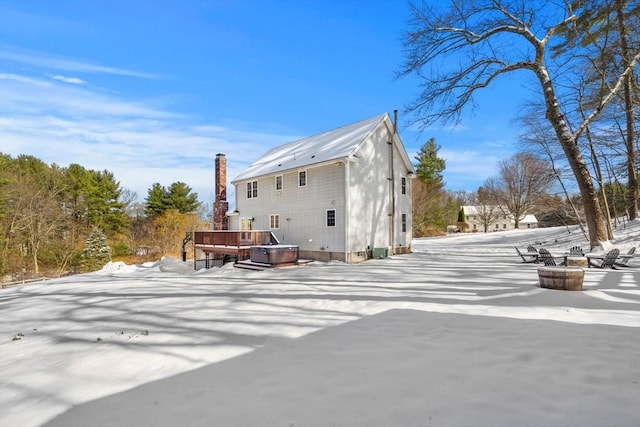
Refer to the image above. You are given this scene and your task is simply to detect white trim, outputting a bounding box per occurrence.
[326,208,336,227]
[298,170,307,187]
[269,214,280,229]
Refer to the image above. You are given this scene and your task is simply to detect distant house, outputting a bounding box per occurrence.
[461,205,538,232]
[229,113,415,263]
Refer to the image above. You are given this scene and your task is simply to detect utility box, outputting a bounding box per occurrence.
[373,247,388,259]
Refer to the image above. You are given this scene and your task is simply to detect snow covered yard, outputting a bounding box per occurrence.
[1,223,639,426]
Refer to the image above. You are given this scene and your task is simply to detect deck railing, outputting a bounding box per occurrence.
[194,230,278,247]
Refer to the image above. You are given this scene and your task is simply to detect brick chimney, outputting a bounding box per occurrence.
[213,153,229,230]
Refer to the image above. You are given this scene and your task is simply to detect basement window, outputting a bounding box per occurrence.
[247,181,258,199]
[326,209,336,227]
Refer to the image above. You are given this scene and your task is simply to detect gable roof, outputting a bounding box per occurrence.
[232,113,392,182]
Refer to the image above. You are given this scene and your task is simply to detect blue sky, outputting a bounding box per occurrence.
[0,0,530,207]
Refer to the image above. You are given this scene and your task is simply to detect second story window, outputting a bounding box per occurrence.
[275,175,283,191]
[247,181,258,199]
[401,177,406,195]
[299,170,307,187]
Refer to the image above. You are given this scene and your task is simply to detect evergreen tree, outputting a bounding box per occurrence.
[145,183,169,216]
[86,170,127,236]
[167,182,200,214]
[414,138,446,188]
[144,182,200,216]
[80,228,112,272]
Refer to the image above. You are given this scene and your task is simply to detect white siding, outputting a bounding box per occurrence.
[234,163,346,253]
[348,125,391,253]
[347,121,413,255]
[231,114,414,262]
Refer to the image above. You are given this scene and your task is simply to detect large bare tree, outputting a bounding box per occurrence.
[484,152,555,228]
[400,0,640,249]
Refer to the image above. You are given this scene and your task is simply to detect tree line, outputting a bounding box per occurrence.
[401,0,638,249]
[0,153,206,282]
[412,139,634,239]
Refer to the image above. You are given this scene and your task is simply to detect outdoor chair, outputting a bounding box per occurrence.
[515,247,538,263]
[538,248,564,267]
[568,246,584,256]
[589,248,620,269]
[614,247,636,268]
[527,245,540,263]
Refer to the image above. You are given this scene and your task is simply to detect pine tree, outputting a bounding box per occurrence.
[167,182,200,214]
[414,138,446,188]
[145,183,169,216]
[144,182,200,216]
[80,228,112,272]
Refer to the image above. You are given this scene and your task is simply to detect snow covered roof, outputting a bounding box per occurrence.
[232,113,390,182]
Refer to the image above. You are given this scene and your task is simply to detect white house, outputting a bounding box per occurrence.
[461,205,538,232]
[229,113,415,263]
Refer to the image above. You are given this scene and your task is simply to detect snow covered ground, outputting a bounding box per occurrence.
[1,222,639,426]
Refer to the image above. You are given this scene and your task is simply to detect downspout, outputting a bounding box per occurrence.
[344,158,351,263]
[388,110,397,254]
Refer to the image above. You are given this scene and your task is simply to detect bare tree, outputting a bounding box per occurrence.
[475,186,503,232]
[518,106,588,240]
[400,0,640,249]
[484,152,555,228]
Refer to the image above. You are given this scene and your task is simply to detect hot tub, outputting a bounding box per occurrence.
[250,245,299,264]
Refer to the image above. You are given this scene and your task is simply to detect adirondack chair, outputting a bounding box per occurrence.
[527,245,540,263]
[589,248,620,269]
[538,248,562,266]
[614,247,636,267]
[568,246,584,256]
[515,247,538,263]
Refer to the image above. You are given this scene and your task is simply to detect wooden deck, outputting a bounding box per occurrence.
[193,230,278,262]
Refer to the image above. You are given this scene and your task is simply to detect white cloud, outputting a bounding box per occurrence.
[0,72,51,87]
[49,74,85,84]
[0,47,159,79]
[0,72,295,206]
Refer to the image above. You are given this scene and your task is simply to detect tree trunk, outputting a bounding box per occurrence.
[537,68,608,249]
[615,0,638,220]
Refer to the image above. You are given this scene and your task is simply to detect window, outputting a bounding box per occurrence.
[401,177,406,195]
[503,223,507,229]
[247,181,258,199]
[326,209,336,227]
[299,170,307,187]
[269,214,280,229]
[495,224,499,229]
[275,175,283,191]
[401,213,407,232]
[240,217,252,230]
